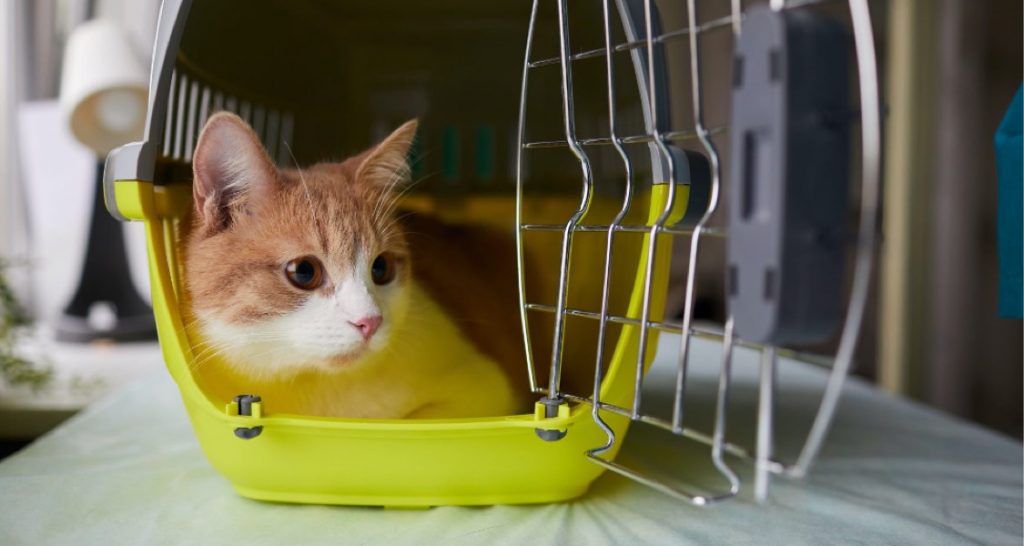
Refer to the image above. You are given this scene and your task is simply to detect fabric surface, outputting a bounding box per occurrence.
[0,334,1020,545]
[996,85,1023,318]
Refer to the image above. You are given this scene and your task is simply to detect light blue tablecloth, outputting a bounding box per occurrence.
[0,335,1020,545]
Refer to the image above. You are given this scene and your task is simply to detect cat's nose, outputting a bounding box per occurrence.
[349,315,382,340]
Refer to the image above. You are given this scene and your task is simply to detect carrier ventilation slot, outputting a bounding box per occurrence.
[161,67,295,167]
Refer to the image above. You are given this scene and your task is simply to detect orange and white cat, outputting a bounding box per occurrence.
[184,113,525,419]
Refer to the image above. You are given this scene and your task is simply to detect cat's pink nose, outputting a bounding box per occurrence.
[349,315,382,340]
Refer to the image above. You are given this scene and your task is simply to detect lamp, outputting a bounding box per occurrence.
[55,18,154,342]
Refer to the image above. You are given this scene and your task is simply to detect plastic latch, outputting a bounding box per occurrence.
[231,394,263,440]
[533,396,570,442]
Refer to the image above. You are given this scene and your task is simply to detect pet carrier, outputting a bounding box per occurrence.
[103,0,879,507]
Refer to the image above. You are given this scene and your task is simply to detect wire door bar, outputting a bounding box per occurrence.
[515,0,881,505]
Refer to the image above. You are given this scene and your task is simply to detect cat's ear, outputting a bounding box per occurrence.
[192,112,277,231]
[355,119,418,190]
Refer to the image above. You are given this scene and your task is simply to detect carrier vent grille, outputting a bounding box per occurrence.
[161,68,295,167]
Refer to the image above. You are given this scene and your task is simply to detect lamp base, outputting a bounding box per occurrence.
[54,313,157,343]
[55,161,156,343]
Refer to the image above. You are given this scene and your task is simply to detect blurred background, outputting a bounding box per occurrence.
[0,0,1020,460]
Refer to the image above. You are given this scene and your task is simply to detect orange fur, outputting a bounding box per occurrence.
[183,113,527,418]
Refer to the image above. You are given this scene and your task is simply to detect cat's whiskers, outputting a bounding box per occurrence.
[190,324,374,373]
[372,171,433,228]
[284,140,321,230]
[188,330,298,371]
[181,316,208,331]
[189,342,233,372]
[380,152,432,224]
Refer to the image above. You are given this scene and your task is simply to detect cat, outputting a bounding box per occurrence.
[183,112,527,419]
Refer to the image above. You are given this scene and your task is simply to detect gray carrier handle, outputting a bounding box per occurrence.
[103,0,194,221]
[726,6,852,345]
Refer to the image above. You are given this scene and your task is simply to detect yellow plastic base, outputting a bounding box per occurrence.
[113,179,686,506]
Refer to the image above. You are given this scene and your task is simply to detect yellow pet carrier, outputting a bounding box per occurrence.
[103,0,880,507]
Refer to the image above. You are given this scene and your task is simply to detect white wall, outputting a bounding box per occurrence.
[1,0,159,324]
[0,0,35,312]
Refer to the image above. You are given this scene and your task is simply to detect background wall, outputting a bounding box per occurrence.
[880,0,1022,437]
[0,0,157,325]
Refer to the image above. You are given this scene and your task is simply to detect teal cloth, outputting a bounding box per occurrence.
[0,335,1021,545]
[996,85,1023,318]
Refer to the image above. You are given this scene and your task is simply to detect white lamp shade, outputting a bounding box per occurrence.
[59,19,148,156]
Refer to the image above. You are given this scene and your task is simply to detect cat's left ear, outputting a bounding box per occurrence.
[192,112,278,232]
[355,119,418,189]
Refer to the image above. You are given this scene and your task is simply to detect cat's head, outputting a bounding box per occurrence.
[186,112,417,378]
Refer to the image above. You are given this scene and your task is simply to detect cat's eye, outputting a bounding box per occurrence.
[285,256,324,290]
[371,253,396,285]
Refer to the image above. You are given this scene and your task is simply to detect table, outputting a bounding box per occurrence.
[0,334,1020,545]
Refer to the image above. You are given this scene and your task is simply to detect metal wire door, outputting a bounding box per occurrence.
[515,0,881,505]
